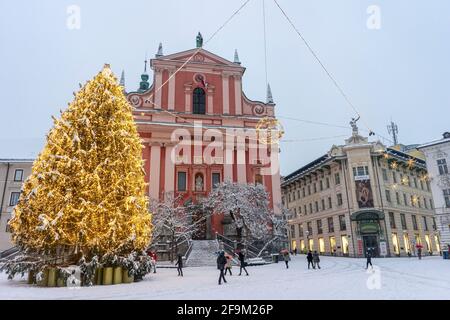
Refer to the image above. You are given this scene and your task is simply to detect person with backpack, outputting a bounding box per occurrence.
[217,251,227,285]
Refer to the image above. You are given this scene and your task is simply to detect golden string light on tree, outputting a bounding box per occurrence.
[256,117,285,145]
[9,64,152,257]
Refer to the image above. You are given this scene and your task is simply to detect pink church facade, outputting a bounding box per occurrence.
[126,41,282,239]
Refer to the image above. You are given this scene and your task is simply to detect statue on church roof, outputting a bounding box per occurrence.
[350,115,360,135]
[196,32,203,48]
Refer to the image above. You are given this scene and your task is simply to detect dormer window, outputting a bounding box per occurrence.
[193,87,206,114]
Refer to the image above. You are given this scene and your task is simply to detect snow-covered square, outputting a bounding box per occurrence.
[1,255,449,300]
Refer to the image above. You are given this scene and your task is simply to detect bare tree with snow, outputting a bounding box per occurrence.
[150,192,203,262]
[203,181,272,243]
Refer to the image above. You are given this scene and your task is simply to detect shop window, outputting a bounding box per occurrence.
[341,235,349,254]
[319,238,325,253]
[392,233,400,255]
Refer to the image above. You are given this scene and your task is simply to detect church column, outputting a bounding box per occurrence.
[271,148,282,214]
[154,68,163,109]
[207,86,215,115]
[184,83,192,113]
[149,144,161,200]
[224,132,234,182]
[236,135,246,183]
[234,75,242,115]
[167,67,176,111]
[164,145,175,195]
[222,72,230,114]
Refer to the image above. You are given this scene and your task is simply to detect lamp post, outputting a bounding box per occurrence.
[305,230,310,252]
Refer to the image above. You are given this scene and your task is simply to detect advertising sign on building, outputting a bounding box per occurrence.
[355,179,374,208]
[357,239,363,255]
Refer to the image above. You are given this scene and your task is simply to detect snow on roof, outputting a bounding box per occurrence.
[0,159,34,163]
[418,136,450,150]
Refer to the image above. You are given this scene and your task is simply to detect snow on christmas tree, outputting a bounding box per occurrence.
[2,65,152,283]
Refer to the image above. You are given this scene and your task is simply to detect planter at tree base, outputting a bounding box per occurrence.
[102,267,113,285]
[122,269,134,284]
[113,267,123,284]
[47,268,57,287]
[36,269,49,287]
[27,270,35,284]
[95,267,103,285]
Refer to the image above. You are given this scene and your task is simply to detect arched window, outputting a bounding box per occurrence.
[193,88,206,114]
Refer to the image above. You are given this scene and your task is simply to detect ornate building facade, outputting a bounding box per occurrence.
[282,125,440,258]
[0,159,33,251]
[418,132,450,253]
[126,36,282,239]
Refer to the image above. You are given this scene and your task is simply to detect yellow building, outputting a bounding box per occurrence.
[282,128,439,258]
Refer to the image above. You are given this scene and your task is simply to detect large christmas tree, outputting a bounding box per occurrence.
[8,65,151,268]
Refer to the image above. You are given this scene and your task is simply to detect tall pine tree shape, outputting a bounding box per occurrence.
[9,65,152,259]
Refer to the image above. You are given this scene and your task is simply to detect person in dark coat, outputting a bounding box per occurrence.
[307,250,314,269]
[238,250,249,276]
[175,253,184,276]
[366,250,373,269]
[283,252,290,269]
[417,247,422,260]
[217,251,227,285]
[312,251,321,269]
[294,248,298,255]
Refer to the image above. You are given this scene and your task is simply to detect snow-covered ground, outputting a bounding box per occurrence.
[1,255,449,300]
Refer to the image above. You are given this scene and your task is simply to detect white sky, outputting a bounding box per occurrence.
[0,0,449,176]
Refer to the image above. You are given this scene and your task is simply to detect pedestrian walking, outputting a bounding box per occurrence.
[365,250,373,269]
[294,248,298,255]
[175,253,184,277]
[217,251,227,285]
[147,250,157,273]
[283,252,290,269]
[224,254,233,276]
[417,247,422,260]
[312,251,321,269]
[307,250,314,269]
[238,250,249,276]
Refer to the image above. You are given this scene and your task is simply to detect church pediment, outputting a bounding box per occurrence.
[153,48,240,68]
